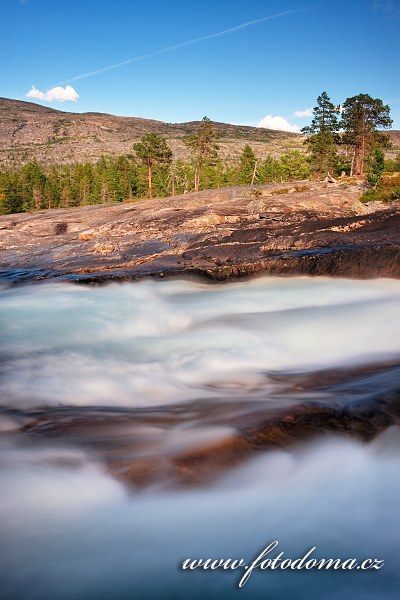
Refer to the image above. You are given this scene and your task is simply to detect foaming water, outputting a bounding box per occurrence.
[0,276,400,599]
[1,276,400,408]
[1,432,399,599]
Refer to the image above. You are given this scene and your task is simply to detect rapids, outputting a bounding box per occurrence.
[0,276,399,599]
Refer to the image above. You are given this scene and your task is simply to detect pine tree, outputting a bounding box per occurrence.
[0,172,22,214]
[340,94,392,177]
[44,179,59,210]
[133,133,172,198]
[279,151,310,181]
[301,92,340,176]
[302,92,340,136]
[366,147,385,188]
[184,117,219,192]
[259,155,282,183]
[239,144,257,185]
[76,163,94,205]
[19,161,46,211]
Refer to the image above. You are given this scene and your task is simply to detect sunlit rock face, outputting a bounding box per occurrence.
[1,181,399,284]
[1,276,400,599]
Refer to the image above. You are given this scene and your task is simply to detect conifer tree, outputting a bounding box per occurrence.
[301,92,340,176]
[302,92,340,136]
[279,151,310,181]
[184,117,219,192]
[19,161,46,211]
[366,146,385,188]
[340,94,392,177]
[259,155,282,183]
[239,144,257,185]
[0,172,21,214]
[133,133,172,198]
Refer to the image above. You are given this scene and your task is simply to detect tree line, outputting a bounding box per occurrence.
[301,91,393,183]
[0,93,397,215]
[0,144,310,215]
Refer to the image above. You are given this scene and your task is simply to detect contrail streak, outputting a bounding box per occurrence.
[61,7,311,84]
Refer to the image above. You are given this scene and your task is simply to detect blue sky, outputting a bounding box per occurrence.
[1,0,400,130]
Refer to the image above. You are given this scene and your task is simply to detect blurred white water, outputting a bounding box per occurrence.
[0,276,400,599]
[0,276,400,409]
[0,430,399,599]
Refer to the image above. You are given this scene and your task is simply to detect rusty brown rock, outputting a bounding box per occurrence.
[1,180,399,284]
[11,363,400,488]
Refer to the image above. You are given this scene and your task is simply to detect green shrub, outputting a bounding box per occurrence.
[360,189,378,203]
[360,172,400,203]
[391,187,400,200]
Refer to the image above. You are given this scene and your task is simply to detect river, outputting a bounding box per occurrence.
[1,276,399,599]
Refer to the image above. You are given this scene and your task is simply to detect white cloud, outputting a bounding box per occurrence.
[26,85,79,102]
[257,115,300,133]
[294,108,313,118]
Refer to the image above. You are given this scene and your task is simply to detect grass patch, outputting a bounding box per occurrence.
[271,188,290,195]
[360,172,400,203]
[270,186,310,195]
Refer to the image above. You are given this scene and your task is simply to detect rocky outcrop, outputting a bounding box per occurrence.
[1,179,399,284]
[8,361,400,488]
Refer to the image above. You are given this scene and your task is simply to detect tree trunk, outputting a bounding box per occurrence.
[195,162,202,193]
[354,139,364,177]
[251,161,258,186]
[350,154,354,177]
[101,182,108,203]
[148,164,152,199]
[355,113,367,177]
[171,162,175,197]
[33,186,42,210]
[359,133,365,177]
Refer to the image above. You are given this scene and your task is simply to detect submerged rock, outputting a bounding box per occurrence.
[7,362,400,489]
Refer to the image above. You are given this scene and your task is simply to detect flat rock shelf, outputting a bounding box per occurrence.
[1,180,399,284]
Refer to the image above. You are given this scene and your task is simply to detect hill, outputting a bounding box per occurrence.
[0,97,304,167]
